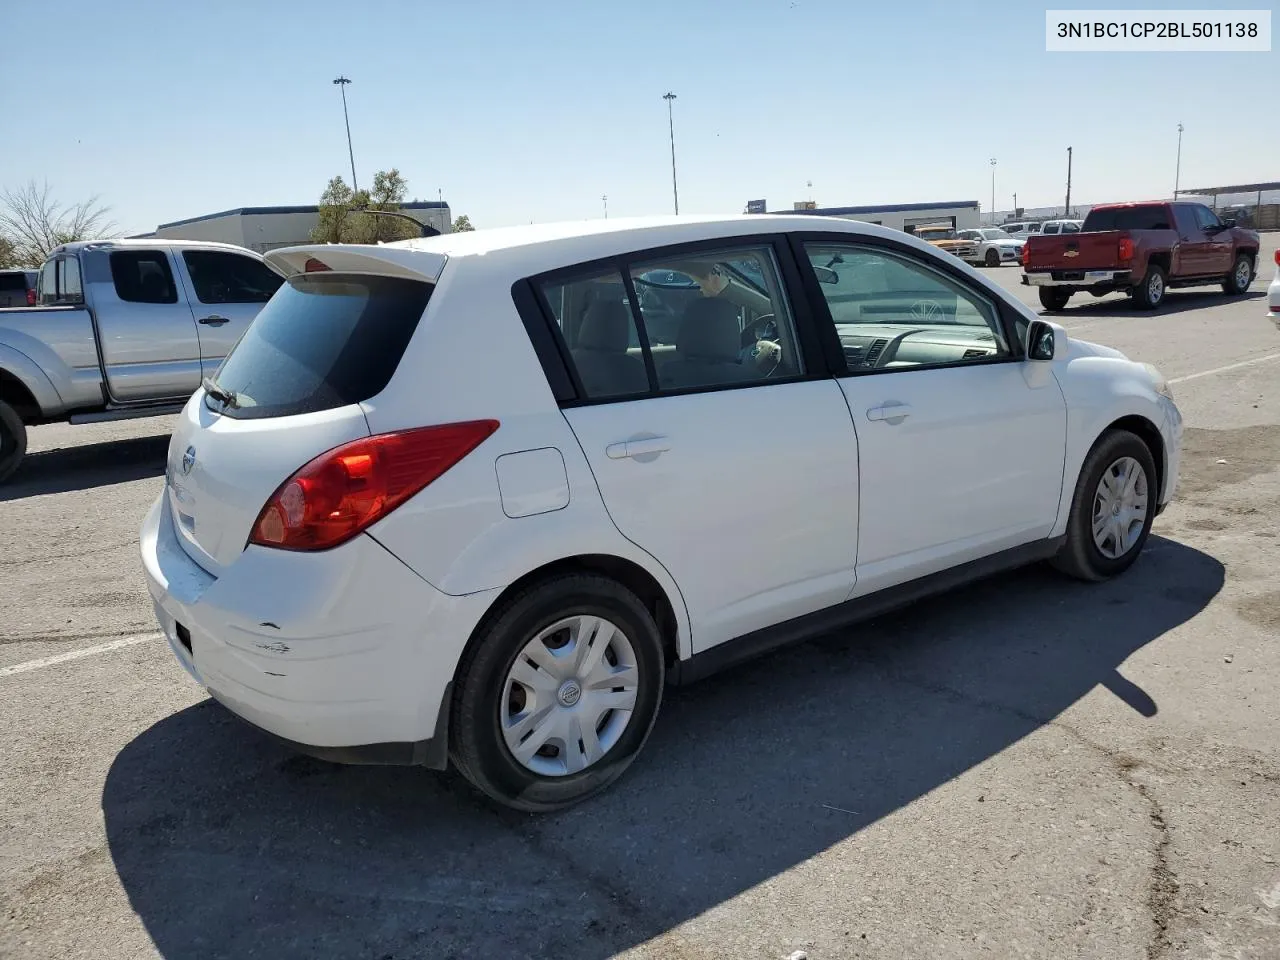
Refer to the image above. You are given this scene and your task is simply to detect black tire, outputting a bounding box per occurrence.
[0,399,28,485]
[984,248,1000,267]
[1222,253,1254,295]
[1132,264,1166,309]
[449,573,665,812]
[1038,287,1071,311]
[1051,429,1158,582]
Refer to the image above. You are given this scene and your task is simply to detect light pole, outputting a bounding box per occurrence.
[1013,191,1018,214]
[1065,146,1073,215]
[333,76,358,194]
[989,158,997,224]
[602,194,608,219]
[1174,123,1184,197]
[663,92,679,215]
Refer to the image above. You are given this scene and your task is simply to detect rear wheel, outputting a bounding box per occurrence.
[1038,287,1071,311]
[0,399,28,484]
[1051,429,1157,581]
[1132,265,1166,309]
[984,248,1000,267]
[1222,253,1253,295]
[449,573,665,812]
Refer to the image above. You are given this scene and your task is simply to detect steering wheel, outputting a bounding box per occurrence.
[738,313,784,376]
[908,299,949,323]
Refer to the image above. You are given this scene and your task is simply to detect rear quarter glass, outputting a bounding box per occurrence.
[208,273,432,420]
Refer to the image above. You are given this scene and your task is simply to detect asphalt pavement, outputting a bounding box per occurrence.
[2,239,1279,960]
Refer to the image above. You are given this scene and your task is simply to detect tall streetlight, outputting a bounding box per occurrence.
[333,76,358,193]
[989,158,997,224]
[1174,123,1184,197]
[663,92,679,215]
[602,194,608,219]
[1065,146,1073,215]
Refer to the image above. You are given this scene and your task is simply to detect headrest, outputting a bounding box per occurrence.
[577,299,631,352]
[677,297,741,361]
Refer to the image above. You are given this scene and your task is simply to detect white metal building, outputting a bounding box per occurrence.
[747,200,981,232]
[144,201,452,252]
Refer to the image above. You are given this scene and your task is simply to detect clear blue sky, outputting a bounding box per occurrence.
[1,0,1275,234]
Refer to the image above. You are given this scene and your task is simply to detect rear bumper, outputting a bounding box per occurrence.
[139,492,501,766]
[1023,269,1132,287]
[1268,274,1280,327]
[1158,394,1184,507]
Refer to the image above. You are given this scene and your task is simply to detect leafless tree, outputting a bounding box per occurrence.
[0,180,116,266]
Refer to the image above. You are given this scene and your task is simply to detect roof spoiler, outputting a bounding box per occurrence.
[265,244,448,282]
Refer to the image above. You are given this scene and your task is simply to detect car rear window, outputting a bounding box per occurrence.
[0,273,28,292]
[1083,206,1172,231]
[207,273,432,420]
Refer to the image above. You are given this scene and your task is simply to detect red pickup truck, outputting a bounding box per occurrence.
[1022,201,1260,311]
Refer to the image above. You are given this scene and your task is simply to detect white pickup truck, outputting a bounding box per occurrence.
[0,238,284,482]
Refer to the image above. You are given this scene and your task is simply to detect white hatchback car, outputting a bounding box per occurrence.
[140,215,1183,811]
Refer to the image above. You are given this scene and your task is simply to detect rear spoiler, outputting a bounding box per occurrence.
[265,243,448,283]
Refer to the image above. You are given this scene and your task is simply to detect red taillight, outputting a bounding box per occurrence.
[249,420,499,551]
[1118,237,1134,262]
[1274,248,1280,267]
[1020,243,1030,267]
[304,257,331,272]
[26,288,36,306]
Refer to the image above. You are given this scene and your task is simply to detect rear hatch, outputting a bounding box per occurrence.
[165,245,446,575]
[1024,231,1125,272]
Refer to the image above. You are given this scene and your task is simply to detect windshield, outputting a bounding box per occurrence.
[981,229,1013,240]
[207,273,432,419]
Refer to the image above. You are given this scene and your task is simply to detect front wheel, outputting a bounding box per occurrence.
[1051,429,1158,581]
[1222,253,1253,295]
[984,248,1000,267]
[0,399,28,484]
[449,573,665,812]
[1039,287,1071,311]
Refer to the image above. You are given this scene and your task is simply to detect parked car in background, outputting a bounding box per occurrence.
[1037,219,1083,236]
[957,227,1024,267]
[1002,222,1042,237]
[0,269,39,308]
[1022,201,1260,311]
[1268,247,1280,329]
[912,224,978,261]
[0,239,284,482]
[141,214,1183,811]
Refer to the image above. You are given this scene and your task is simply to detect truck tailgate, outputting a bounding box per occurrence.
[1025,231,1123,271]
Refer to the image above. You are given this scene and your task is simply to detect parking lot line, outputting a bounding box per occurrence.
[0,633,162,679]
[1170,352,1280,385]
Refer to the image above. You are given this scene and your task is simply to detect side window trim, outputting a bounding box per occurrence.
[787,230,1028,375]
[517,232,835,407]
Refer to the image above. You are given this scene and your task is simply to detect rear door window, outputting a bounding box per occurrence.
[0,273,26,292]
[207,273,431,419]
[110,251,178,304]
[183,250,283,304]
[1083,206,1172,231]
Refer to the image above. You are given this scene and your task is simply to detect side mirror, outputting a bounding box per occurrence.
[1027,320,1057,361]
[1220,218,1236,228]
[812,265,839,284]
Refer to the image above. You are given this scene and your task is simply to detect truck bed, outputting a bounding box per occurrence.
[1023,231,1127,271]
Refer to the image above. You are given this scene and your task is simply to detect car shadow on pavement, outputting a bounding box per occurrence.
[102,535,1223,960]
[1044,289,1265,320]
[0,434,168,501]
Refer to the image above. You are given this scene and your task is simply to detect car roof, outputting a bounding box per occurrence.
[1088,202,1170,212]
[48,237,262,256]
[276,214,937,282]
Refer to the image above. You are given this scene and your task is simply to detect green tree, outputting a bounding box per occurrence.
[452,214,474,232]
[310,169,422,245]
[0,235,18,269]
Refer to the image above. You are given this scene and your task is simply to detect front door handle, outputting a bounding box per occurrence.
[605,436,670,460]
[866,402,912,424]
[199,315,230,326]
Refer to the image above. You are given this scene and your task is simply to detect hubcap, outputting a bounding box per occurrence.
[1148,273,1163,301]
[1092,456,1149,560]
[1236,260,1250,288]
[500,615,639,777]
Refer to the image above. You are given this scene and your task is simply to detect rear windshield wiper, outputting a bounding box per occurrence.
[202,376,239,409]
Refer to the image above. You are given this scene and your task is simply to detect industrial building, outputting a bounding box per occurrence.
[745,199,980,232]
[140,201,452,252]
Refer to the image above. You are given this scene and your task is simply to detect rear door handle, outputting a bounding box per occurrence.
[605,436,670,460]
[199,315,229,326]
[866,402,912,424]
